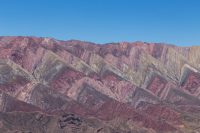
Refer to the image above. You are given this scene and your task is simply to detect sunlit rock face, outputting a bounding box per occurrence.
[0,36,200,133]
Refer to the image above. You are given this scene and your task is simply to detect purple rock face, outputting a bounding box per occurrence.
[0,36,200,132]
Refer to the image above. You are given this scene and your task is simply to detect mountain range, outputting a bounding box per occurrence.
[0,36,200,133]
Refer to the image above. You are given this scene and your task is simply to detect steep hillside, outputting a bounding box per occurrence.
[0,36,200,133]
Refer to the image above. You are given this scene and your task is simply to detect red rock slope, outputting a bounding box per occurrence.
[0,36,200,133]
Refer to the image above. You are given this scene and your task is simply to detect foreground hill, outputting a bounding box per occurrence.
[0,36,200,133]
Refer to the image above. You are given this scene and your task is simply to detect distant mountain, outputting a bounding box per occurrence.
[0,36,200,133]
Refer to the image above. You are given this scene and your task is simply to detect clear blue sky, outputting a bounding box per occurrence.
[0,0,200,46]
